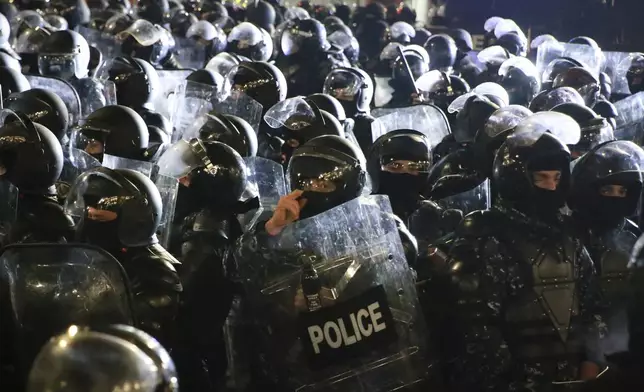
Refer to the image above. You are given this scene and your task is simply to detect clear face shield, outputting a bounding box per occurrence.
[64,170,132,225]
[38,51,81,80]
[323,69,363,102]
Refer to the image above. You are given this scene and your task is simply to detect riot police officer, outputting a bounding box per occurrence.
[443,127,605,390]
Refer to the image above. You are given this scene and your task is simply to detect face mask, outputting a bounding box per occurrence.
[531,187,567,221]
[78,219,121,254]
[378,172,426,201]
[588,196,634,228]
[299,190,344,220]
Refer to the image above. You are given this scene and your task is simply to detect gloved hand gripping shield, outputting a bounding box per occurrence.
[238,156,287,230]
[0,243,135,377]
[371,105,450,149]
[232,195,429,390]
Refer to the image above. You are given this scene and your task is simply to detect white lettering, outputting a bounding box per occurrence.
[324,321,342,349]
[368,302,386,333]
[308,325,324,354]
[357,309,373,337]
[338,318,357,346]
[349,313,362,341]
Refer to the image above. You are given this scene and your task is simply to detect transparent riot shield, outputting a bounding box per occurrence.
[238,157,287,230]
[371,105,450,148]
[212,90,263,134]
[153,70,193,120]
[102,154,154,178]
[76,26,122,64]
[169,80,220,143]
[374,76,393,108]
[434,179,491,215]
[70,78,118,120]
[602,51,635,96]
[232,195,429,391]
[24,74,82,126]
[174,37,207,70]
[536,41,603,79]
[0,243,135,375]
[58,148,102,200]
[154,174,179,249]
[614,92,644,143]
[0,181,18,246]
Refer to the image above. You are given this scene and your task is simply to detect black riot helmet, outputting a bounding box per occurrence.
[552,67,601,107]
[4,89,69,141]
[65,167,164,248]
[423,34,458,72]
[0,66,30,99]
[417,70,471,114]
[323,16,343,31]
[368,129,431,205]
[598,71,612,100]
[170,10,198,36]
[38,29,91,80]
[0,111,63,194]
[453,94,500,144]
[323,66,373,117]
[102,12,136,36]
[593,100,618,130]
[157,138,249,209]
[137,0,169,25]
[569,140,644,228]
[197,112,258,157]
[529,86,585,113]
[44,15,68,31]
[568,36,600,50]
[551,103,614,159]
[450,28,473,54]
[0,2,18,20]
[313,3,334,21]
[412,28,431,46]
[73,105,149,162]
[305,93,346,123]
[14,26,51,54]
[105,56,159,109]
[390,51,429,94]
[626,53,644,95]
[541,57,583,91]
[232,60,287,113]
[50,0,90,30]
[264,97,344,164]
[473,105,533,178]
[390,21,415,44]
[226,21,272,62]
[199,2,229,27]
[288,134,367,219]
[493,129,572,219]
[280,17,328,57]
[246,0,276,32]
[498,57,540,107]
[118,20,173,67]
[496,32,526,57]
[425,147,487,205]
[0,51,21,72]
[186,20,227,59]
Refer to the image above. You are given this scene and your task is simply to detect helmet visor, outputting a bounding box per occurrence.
[323,69,362,101]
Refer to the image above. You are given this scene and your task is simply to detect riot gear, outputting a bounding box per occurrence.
[118,20,173,68]
[27,328,171,392]
[280,17,328,58]
[390,21,415,44]
[499,57,540,107]
[417,70,471,114]
[0,66,30,98]
[551,103,614,158]
[4,88,69,141]
[552,66,601,107]
[287,134,367,219]
[387,51,428,108]
[368,129,432,219]
[305,93,346,124]
[232,60,287,112]
[104,56,160,110]
[593,99,619,130]
[226,22,272,62]
[323,66,373,117]
[170,10,198,37]
[246,0,276,32]
[72,105,149,162]
[496,32,527,57]
[529,86,585,113]
[453,94,500,144]
[50,0,90,30]
[197,112,258,157]
[412,27,432,47]
[626,53,644,95]
[137,0,169,25]
[38,29,91,80]
[424,34,458,72]
[541,57,583,91]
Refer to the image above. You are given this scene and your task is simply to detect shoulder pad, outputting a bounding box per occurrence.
[454,209,502,238]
